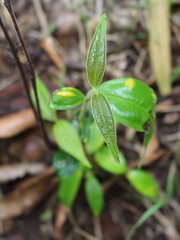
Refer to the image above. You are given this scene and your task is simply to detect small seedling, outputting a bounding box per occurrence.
[48,14,158,214]
[32,14,158,234]
[0,3,173,238]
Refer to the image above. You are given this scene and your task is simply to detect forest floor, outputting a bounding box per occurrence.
[0,0,180,240]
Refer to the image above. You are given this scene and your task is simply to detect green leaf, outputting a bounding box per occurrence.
[30,75,57,122]
[86,14,107,87]
[126,169,159,198]
[85,174,104,216]
[49,87,85,110]
[58,168,82,207]
[53,150,80,179]
[91,92,120,163]
[85,122,104,154]
[95,146,127,174]
[98,78,157,132]
[53,120,92,168]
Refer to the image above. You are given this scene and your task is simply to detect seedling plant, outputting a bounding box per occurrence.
[32,14,160,237]
[0,0,175,237]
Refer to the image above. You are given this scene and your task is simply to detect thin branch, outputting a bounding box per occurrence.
[0,16,35,115]
[3,0,56,149]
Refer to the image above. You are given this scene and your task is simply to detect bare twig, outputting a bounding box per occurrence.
[2,0,55,149]
[0,16,35,114]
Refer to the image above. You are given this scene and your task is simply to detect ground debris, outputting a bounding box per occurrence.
[0,167,56,220]
[0,163,46,183]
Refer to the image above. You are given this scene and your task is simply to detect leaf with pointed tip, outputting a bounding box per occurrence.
[85,174,104,216]
[50,87,85,110]
[91,92,120,163]
[53,120,91,168]
[86,14,107,87]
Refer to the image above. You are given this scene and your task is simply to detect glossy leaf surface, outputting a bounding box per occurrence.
[99,78,157,132]
[95,146,127,174]
[85,122,104,154]
[53,150,80,179]
[91,92,120,163]
[30,76,57,122]
[126,169,159,198]
[86,14,106,87]
[58,168,82,207]
[53,120,91,168]
[85,174,104,216]
[50,87,85,110]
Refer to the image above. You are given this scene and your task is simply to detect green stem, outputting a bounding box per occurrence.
[78,90,92,122]
[78,98,89,122]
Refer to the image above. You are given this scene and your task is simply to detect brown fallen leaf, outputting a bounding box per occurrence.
[0,163,46,183]
[129,133,168,168]
[23,132,48,161]
[143,133,159,162]
[0,167,56,220]
[0,109,37,139]
[0,81,29,117]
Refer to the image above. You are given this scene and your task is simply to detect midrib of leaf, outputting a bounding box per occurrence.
[96,94,114,144]
[93,94,119,163]
[91,32,104,87]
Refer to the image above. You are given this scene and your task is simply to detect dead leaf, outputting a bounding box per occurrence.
[0,163,46,183]
[0,109,37,139]
[0,81,29,117]
[23,132,48,161]
[0,167,56,220]
[143,133,159,162]
[129,134,169,167]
